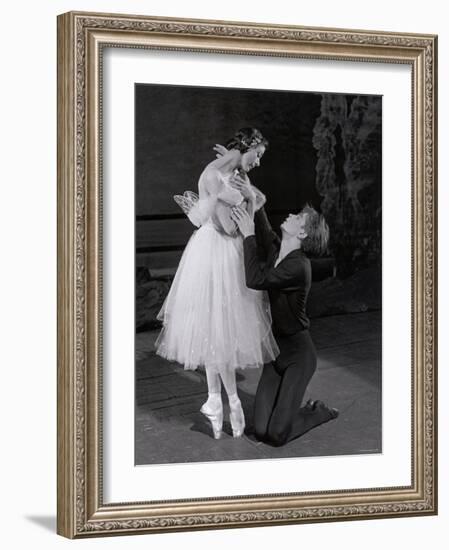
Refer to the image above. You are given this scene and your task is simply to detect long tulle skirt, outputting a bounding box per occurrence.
[155,222,279,373]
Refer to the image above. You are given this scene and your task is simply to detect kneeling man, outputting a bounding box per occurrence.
[231,204,339,446]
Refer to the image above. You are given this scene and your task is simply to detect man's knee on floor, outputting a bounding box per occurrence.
[265,424,289,447]
[253,417,269,441]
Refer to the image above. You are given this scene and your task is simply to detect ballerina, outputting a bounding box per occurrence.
[155,128,279,439]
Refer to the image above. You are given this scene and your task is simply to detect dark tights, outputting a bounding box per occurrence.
[254,330,334,447]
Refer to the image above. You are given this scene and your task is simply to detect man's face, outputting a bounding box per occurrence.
[281,211,308,238]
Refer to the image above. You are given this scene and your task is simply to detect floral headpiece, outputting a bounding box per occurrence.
[240,134,264,149]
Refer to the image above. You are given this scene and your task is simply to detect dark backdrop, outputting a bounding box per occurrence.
[135,83,381,278]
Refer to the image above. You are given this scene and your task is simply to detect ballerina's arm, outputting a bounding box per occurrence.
[251,184,267,211]
[197,169,245,235]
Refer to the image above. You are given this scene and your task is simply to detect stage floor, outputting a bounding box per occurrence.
[135,311,382,465]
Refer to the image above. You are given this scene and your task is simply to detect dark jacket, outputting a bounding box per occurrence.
[243,208,311,336]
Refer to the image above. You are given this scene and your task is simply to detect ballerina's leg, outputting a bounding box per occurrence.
[203,368,222,408]
[218,367,245,438]
[200,367,223,440]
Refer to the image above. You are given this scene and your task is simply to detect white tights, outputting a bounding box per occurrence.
[203,368,240,407]
[202,367,245,437]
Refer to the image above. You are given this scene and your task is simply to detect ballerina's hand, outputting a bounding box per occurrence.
[230,206,255,238]
[213,143,230,158]
[228,174,254,200]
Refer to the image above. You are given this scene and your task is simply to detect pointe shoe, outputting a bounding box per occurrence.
[229,399,245,438]
[200,401,223,440]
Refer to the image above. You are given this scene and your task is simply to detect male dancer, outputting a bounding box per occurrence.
[231,203,339,446]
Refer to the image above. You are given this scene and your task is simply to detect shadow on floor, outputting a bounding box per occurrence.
[135,311,382,465]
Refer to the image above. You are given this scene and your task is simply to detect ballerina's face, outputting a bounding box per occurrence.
[281,211,309,239]
[240,144,266,173]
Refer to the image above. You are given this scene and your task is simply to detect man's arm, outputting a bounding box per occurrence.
[224,172,279,257]
[254,207,281,256]
[243,235,300,290]
[231,206,301,290]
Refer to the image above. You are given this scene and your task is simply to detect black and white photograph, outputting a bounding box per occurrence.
[134,83,382,465]
[2,0,443,544]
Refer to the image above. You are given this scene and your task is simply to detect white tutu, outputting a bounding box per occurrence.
[155,221,280,373]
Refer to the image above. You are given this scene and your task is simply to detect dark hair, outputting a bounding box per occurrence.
[300,205,330,257]
[225,127,269,153]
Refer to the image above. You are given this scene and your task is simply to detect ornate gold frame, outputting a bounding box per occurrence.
[57,11,438,538]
